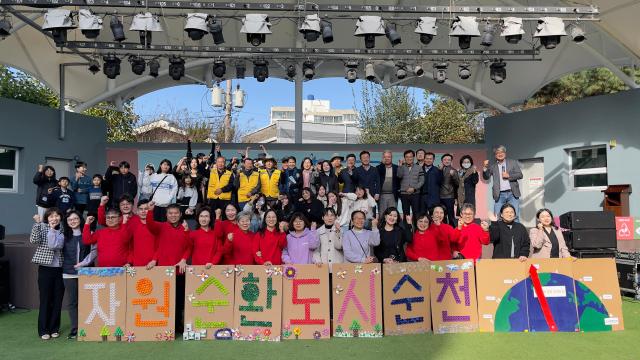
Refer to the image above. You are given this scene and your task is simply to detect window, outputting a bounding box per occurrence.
[0,146,19,193]
[568,145,607,190]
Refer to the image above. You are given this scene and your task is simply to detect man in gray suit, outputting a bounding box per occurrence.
[482,145,523,222]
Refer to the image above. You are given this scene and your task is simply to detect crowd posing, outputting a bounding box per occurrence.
[30,143,572,340]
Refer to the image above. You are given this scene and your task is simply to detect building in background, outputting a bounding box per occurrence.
[242,96,360,143]
[134,118,215,143]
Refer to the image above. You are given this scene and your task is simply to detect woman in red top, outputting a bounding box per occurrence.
[428,204,460,259]
[253,209,287,265]
[214,203,240,250]
[452,203,490,260]
[83,209,132,267]
[222,212,255,265]
[189,206,223,267]
[405,212,454,261]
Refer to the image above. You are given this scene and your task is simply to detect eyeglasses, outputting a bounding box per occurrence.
[106,216,121,220]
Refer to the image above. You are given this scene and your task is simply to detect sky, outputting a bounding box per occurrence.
[132,77,427,132]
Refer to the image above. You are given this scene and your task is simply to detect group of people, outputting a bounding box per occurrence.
[30,143,572,341]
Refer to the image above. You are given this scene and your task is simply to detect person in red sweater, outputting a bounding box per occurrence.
[189,207,223,267]
[213,203,239,249]
[253,209,287,265]
[83,209,132,267]
[405,212,454,261]
[452,203,490,260]
[97,194,136,226]
[222,212,255,265]
[428,204,460,259]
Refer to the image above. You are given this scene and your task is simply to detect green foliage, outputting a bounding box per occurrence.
[114,327,124,337]
[84,102,138,142]
[374,323,382,333]
[335,325,343,333]
[349,320,362,331]
[100,325,111,337]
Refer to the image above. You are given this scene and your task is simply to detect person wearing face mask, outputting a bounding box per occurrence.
[482,145,523,222]
[457,155,479,212]
[529,208,571,259]
[490,203,530,261]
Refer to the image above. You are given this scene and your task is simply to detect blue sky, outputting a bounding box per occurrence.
[133,77,427,132]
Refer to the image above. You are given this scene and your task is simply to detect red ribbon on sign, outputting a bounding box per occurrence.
[528,265,558,332]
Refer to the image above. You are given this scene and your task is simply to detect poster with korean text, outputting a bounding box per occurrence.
[78,267,127,342]
[383,262,431,336]
[429,260,478,334]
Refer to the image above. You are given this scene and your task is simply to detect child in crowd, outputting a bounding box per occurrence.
[70,162,92,215]
[86,175,104,217]
[177,175,198,218]
[253,209,287,265]
[138,163,155,201]
[33,164,57,218]
[149,159,178,221]
[282,212,319,265]
[48,177,75,214]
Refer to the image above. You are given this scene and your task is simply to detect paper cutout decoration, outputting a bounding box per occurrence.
[475,259,529,332]
[332,263,383,338]
[184,265,235,340]
[78,267,126,341]
[383,262,431,336]
[429,260,478,334]
[125,266,176,341]
[572,259,625,331]
[281,264,331,340]
[233,265,283,341]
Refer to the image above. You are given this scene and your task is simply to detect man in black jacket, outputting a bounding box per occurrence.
[420,152,443,213]
[104,161,138,209]
[490,204,530,260]
[338,153,356,193]
[376,150,399,216]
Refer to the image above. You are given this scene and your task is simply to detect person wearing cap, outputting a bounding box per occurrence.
[280,156,302,200]
[234,157,261,209]
[259,156,282,204]
[206,156,235,211]
[330,153,344,175]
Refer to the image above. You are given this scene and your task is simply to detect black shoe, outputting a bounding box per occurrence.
[67,331,77,340]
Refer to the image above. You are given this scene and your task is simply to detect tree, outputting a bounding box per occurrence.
[100,325,111,341]
[114,326,124,341]
[349,319,362,337]
[84,102,138,142]
[419,92,484,143]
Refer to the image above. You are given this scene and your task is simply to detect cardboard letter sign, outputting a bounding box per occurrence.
[78,267,127,342]
[383,262,431,335]
[429,260,478,334]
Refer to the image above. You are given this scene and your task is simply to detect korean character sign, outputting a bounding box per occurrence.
[233,265,283,341]
[429,260,478,334]
[281,264,331,340]
[78,267,127,342]
[184,265,236,340]
[382,262,431,336]
[125,266,176,341]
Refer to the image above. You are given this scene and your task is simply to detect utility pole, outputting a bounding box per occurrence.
[224,79,232,143]
[212,79,245,143]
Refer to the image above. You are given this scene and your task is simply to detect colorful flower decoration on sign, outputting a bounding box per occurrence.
[187,293,195,302]
[234,266,245,276]
[165,268,175,277]
[272,267,283,276]
[164,330,175,341]
[335,285,344,295]
[265,267,274,277]
[126,267,137,277]
[371,268,380,275]
[126,332,135,342]
[222,267,234,278]
[293,327,302,339]
[284,266,296,279]
[336,270,347,279]
[263,329,271,337]
[198,271,209,282]
[313,331,322,340]
[354,265,363,273]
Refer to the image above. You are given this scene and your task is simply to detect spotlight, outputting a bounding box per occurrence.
[414,17,437,45]
[130,12,163,47]
[213,59,226,78]
[490,60,507,84]
[168,56,185,81]
[110,15,126,42]
[345,61,358,83]
[354,16,385,49]
[321,20,333,43]
[78,9,102,39]
[253,60,269,82]
[433,62,448,83]
[458,63,471,80]
[240,14,272,46]
[303,61,315,80]
[88,59,100,74]
[365,63,376,81]
[129,55,146,75]
[570,24,586,43]
[235,62,246,79]
[0,15,12,38]
[208,18,225,45]
[395,62,407,80]
[299,14,321,42]
[184,13,208,41]
[449,16,480,50]
[500,17,524,44]
[148,58,160,77]
[414,65,424,76]
[533,17,566,49]
[102,53,121,79]
[42,9,76,47]
[480,22,495,47]
[385,23,401,46]
[286,63,296,79]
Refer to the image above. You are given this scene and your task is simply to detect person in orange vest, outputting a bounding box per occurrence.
[206,156,235,212]
[259,156,282,205]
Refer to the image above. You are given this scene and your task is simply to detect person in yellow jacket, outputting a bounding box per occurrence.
[234,157,261,209]
[259,156,282,204]
[206,156,235,211]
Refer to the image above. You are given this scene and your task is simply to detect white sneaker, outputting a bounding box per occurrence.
[41,334,51,340]
[51,333,60,338]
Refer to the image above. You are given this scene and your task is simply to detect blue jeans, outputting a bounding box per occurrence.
[494,191,520,222]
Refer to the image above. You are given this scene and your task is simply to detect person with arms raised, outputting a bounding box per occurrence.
[343,211,380,263]
[254,209,287,265]
[452,203,490,260]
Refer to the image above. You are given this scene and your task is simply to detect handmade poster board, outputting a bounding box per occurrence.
[332,263,383,338]
[382,262,431,336]
[233,265,283,341]
[572,259,625,331]
[281,264,331,340]
[429,260,478,334]
[525,258,579,332]
[183,265,236,341]
[125,266,176,341]
[77,267,127,342]
[475,259,529,333]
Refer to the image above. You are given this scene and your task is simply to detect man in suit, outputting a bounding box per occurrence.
[420,151,443,213]
[483,145,523,222]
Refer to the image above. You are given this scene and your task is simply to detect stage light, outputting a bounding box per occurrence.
[240,14,272,46]
[570,24,586,43]
[213,59,226,78]
[395,62,407,80]
[458,63,471,80]
[129,55,146,75]
[88,59,100,74]
[253,60,269,82]
[130,12,163,47]
[533,17,566,49]
[184,13,208,41]
[414,65,424,76]
[0,15,12,38]
[490,60,507,84]
[286,63,296,79]
[365,63,376,81]
[385,23,401,46]
[235,62,246,79]
[433,62,448,83]
[449,16,480,50]
[102,53,121,79]
[321,20,333,43]
[345,61,358,83]
[354,16,385,49]
[168,56,185,81]
[480,22,495,47]
[148,58,160,77]
[208,18,225,45]
[303,61,315,80]
[414,17,437,45]
[42,9,76,46]
[299,14,321,42]
[78,9,102,39]
[500,17,524,44]
[110,15,126,42]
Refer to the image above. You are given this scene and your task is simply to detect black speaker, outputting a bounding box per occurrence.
[564,229,617,249]
[559,211,615,230]
[0,260,9,305]
[570,249,616,258]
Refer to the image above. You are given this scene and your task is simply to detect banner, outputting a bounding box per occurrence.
[382,262,431,336]
[616,217,634,240]
[233,265,283,341]
[125,266,176,341]
[281,264,331,340]
[183,265,235,341]
[77,267,127,342]
[429,260,478,334]
[332,263,383,338]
